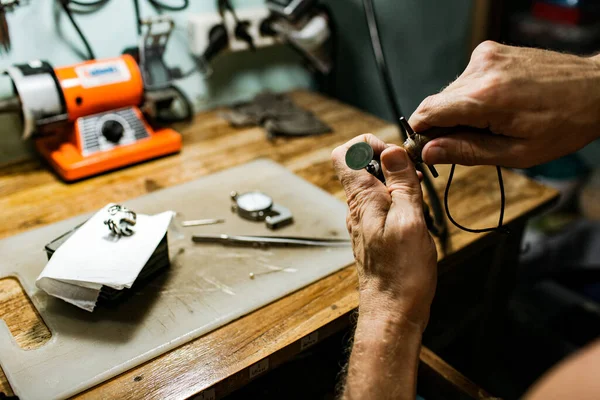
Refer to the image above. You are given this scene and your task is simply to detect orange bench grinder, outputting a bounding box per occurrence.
[3,54,182,181]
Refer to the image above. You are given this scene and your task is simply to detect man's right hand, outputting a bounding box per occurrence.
[409,41,600,168]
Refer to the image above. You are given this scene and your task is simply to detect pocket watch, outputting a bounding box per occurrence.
[230,191,294,229]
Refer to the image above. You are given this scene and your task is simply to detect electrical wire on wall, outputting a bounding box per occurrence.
[56,0,190,61]
[58,0,97,60]
[133,0,142,34]
[147,0,189,12]
[361,0,508,238]
[133,0,189,34]
[66,0,111,14]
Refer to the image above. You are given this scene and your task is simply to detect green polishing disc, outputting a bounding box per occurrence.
[346,142,374,170]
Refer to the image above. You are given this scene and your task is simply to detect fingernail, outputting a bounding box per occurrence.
[425,146,447,164]
[381,149,408,172]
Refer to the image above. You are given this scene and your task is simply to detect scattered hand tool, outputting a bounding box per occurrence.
[181,218,225,227]
[192,234,351,248]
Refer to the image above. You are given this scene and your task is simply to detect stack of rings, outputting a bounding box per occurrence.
[104,205,137,237]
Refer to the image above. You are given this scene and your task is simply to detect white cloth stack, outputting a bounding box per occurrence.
[36,204,174,312]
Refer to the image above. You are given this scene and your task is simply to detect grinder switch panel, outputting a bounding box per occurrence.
[78,107,150,156]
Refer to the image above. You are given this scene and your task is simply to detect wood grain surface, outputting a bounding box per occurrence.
[0,91,558,398]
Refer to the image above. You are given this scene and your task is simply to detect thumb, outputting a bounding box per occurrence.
[422,132,520,166]
[380,146,423,208]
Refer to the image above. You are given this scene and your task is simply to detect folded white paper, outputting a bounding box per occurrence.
[36,204,174,312]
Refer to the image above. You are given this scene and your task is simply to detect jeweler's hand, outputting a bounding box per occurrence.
[331,134,437,328]
[409,41,600,168]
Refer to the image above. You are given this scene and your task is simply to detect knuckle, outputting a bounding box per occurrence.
[472,40,501,65]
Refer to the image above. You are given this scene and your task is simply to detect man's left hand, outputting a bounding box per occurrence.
[331,134,437,329]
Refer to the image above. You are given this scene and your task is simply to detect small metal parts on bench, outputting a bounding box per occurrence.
[181,218,225,227]
[231,191,294,229]
[104,205,137,237]
[192,234,351,248]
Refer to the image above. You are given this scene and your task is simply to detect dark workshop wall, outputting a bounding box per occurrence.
[323,0,473,120]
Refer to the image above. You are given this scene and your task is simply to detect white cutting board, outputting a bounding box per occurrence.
[0,159,354,400]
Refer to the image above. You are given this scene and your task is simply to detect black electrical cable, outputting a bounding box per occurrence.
[362,0,508,237]
[59,1,96,60]
[66,0,111,15]
[133,0,142,35]
[69,0,109,7]
[362,0,405,141]
[218,0,239,22]
[445,165,509,234]
[147,0,189,12]
[362,0,447,241]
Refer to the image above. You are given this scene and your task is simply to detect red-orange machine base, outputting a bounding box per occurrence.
[35,124,182,182]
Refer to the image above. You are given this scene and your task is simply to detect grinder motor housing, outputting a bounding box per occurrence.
[5,54,182,181]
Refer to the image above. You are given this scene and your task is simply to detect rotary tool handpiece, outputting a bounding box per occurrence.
[399,117,451,178]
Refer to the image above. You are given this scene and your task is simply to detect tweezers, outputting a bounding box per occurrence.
[192,234,351,247]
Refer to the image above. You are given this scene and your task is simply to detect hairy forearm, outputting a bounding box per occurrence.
[342,304,425,400]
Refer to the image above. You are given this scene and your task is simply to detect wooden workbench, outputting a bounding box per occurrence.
[0,91,557,399]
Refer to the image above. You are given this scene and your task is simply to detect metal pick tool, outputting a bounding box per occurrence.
[192,234,351,248]
[181,218,225,227]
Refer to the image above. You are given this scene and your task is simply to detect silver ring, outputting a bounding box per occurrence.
[104,205,137,237]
